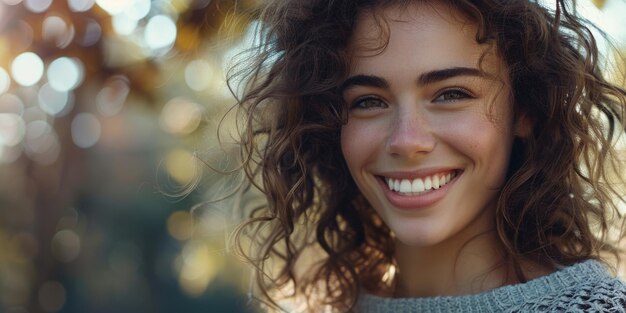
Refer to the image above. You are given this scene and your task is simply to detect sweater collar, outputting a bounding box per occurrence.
[357,260,612,312]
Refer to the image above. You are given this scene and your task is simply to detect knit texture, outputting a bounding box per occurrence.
[357,260,626,312]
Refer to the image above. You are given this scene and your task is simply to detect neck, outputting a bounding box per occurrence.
[393,229,512,297]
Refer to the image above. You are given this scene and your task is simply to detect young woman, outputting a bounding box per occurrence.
[227,0,626,311]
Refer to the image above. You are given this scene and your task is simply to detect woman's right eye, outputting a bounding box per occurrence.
[350,97,387,110]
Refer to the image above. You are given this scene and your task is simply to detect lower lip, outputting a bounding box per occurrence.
[377,173,459,210]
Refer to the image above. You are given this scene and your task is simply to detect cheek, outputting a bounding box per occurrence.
[438,113,514,180]
[340,121,382,169]
[340,123,361,168]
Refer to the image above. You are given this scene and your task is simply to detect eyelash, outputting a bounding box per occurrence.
[349,96,387,110]
[433,88,473,102]
[348,88,473,110]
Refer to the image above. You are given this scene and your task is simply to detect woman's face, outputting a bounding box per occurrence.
[340,3,521,247]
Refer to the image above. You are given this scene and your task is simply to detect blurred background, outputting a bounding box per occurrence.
[0,0,624,312]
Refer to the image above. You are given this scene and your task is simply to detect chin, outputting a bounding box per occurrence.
[389,223,451,248]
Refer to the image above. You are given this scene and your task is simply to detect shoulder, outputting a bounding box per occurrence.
[514,260,626,312]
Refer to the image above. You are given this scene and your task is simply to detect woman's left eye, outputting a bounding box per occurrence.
[433,89,473,102]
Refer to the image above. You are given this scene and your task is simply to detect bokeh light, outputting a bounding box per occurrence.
[37,281,66,312]
[167,210,193,241]
[12,20,35,52]
[51,229,81,262]
[2,0,23,5]
[47,57,85,92]
[112,14,138,36]
[124,0,151,20]
[164,148,197,185]
[178,240,221,297]
[185,59,214,91]
[95,0,127,15]
[11,52,44,87]
[71,112,101,148]
[80,18,102,46]
[42,16,75,48]
[38,84,73,117]
[0,93,24,115]
[159,97,202,135]
[24,120,61,165]
[0,96,26,163]
[0,93,24,114]
[67,0,95,12]
[23,103,47,123]
[24,0,52,13]
[0,113,26,146]
[144,15,177,51]
[96,76,129,117]
[0,144,22,163]
[37,84,70,116]
[194,207,227,238]
[0,67,10,94]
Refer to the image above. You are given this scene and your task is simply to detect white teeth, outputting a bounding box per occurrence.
[384,171,456,194]
[424,177,432,190]
[432,176,440,189]
[400,180,411,193]
[412,179,425,193]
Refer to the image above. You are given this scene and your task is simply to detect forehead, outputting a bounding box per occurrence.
[347,2,503,77]
[351,2,472,42]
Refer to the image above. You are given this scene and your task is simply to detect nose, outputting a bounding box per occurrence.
[386,108,436,158]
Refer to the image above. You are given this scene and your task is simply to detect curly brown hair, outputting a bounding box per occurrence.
[225,0,626,311]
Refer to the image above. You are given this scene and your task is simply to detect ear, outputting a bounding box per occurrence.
[514,113,532,138]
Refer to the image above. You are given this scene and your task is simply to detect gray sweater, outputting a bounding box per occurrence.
[357,260,626,312]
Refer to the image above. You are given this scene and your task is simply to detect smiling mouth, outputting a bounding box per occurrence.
[380,170,459,196]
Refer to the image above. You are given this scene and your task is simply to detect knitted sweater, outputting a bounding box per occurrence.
[357,260,626,312]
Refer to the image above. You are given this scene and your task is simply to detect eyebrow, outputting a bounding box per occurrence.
[339,75,388,93]
[339,67,483,94]
[418,67,482,85]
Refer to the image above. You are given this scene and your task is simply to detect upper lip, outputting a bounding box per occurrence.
[376,168,460,180]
